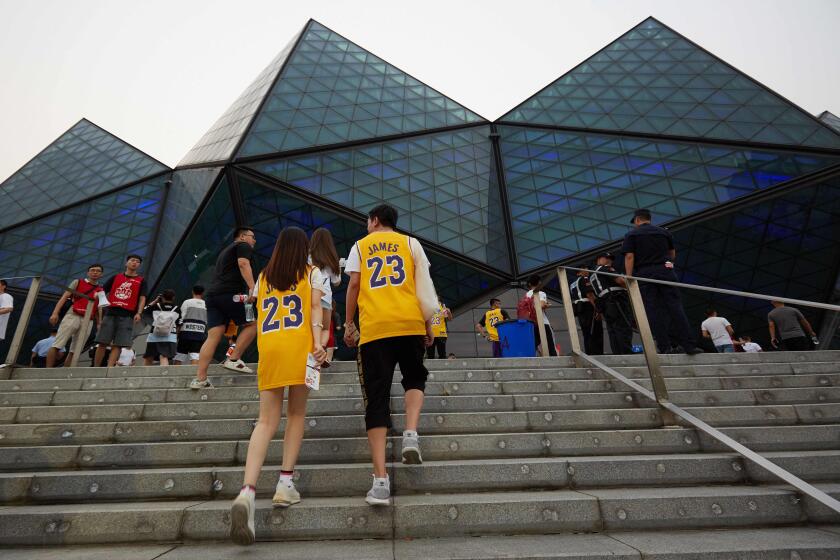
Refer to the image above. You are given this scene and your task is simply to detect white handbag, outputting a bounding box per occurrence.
[410,237,438,321]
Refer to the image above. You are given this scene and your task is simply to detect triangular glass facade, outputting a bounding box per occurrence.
[820,111,840,134]
[247,126,510,271]
[0,176,167,295]
[0,119,167,230]
[501,18,840,150]
[499,125,839,271]
[145,167,222,283]
[178,28,304,166]
[237,21,484,158]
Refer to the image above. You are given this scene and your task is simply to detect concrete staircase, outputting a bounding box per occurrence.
[1,351,839,559]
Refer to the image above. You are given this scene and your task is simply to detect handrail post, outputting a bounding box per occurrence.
[532,286,550,358]
[69,299,95,367]
[4,276,42,367]
[557,267,584,367]
[625,276,678,427]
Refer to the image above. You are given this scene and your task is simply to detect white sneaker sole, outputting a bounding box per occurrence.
[365,495,391,506]
[402,447,422,465]
[230,501,255,546]
[271,495,301,508]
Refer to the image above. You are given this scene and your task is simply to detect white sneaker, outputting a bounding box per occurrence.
[189,378,213,390]
[272,479,301,508]
[402,431,422,464]
[230,491,255,546]
[365,475,391,506]
[223,358,253,374]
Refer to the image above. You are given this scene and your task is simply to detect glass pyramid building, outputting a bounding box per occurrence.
[2,17,840,359]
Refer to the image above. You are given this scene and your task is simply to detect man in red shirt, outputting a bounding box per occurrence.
[46,264,105,367]
[94,255,147,367]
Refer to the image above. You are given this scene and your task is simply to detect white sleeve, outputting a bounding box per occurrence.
[310,267,325,292]
[539,291,547,303]
[331,269,341,287]
[409,237,431,269]
[251,276,260,298]
[344,244,361,273]
[722,318,731,327]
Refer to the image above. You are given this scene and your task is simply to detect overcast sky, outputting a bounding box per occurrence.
[1,0,838,181]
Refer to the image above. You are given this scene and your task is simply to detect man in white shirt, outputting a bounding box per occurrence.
[700,309,736,353]
[0,280,14,341]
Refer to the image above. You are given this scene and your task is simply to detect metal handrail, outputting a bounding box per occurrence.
[556,265,840,515]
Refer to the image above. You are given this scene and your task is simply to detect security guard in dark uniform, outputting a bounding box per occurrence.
[590,252,634,354]
[621,209,702,355]
[570,266,603,355]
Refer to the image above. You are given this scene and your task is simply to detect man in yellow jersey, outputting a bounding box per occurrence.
[427,296,452,359]
[476,298,510,357]
[344,204,433,506]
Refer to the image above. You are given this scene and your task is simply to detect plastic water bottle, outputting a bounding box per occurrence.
[232,294,247,303]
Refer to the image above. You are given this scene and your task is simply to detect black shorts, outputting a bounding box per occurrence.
[358,335,428,431]
[177,338,205,354]
[143,341,177,359]
[205,293,249,329]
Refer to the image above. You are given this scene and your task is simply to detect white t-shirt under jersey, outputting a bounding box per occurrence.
[701,316,732,347]
[0,292,14,340]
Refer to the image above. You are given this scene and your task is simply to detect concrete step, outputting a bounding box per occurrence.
[0,484,816,545]
[4,451,840,504]
[3,526,840,559]
[5,424,840,472]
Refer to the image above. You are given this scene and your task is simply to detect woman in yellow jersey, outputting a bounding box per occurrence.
[230,227,326,546]
[427,296,452,359]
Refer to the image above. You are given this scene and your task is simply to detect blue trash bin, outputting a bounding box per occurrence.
[496,319,536,358]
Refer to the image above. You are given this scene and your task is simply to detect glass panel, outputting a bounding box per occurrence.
[247,126,510,272]
[145,167,222,283]
[0,119,167,230]
[155,178,237,300]
[820,111,840,134]
[0,176,167,295]
[501,18,840,150]
[499,124,840,271]
[238,21,484,157]
[672,178,840,351]
[178,27,305,166]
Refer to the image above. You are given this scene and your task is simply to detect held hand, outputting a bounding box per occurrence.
[343,323,358,347]
[424,325,434,347]
[771,338,780,349]
[49,313,59,326]
[134,313,142,324]
[247,295,256,304]
[312,344,327,363]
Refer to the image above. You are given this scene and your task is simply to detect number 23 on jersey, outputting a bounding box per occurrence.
[261,294,303,334]
[366,255,405,288]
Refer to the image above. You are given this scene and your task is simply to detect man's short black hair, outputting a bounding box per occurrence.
[368,204,398,228]
[234,226,254,238]
[527,275,541,288]
[162,289,176,300]
[192,285,205,295]
[489,298,501,306]
[88,263,104,272]
[126,254,143,263]
[0,279,6,288]
[705,308,716,317]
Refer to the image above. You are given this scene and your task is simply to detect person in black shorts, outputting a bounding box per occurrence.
[190,227,258,389]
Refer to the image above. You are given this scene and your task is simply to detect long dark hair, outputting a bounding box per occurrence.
[263,227,309,293]
[309,227,340,273]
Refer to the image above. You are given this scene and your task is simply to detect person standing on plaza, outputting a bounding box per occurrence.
[191,227,259,389]
[229,227,326,546]
[768,300,818,351]
[47,264,105,368]
[142,289,180,366]
[0,280,13,341]
[700,309,738,353]
[570,266,603,355]
[343,204,433,506]
[309,227,341,367]
[525,275,558,356]
[177,285,207,365]
[476,298,510,357]
[590,253,634,354]
[621,209,702,355]
[428,296,452,359]
[94,255,148,368]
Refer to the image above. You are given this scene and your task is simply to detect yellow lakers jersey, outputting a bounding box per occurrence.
[484,308,505,342]
[356,231,425,345]
[431,303,448,338]
[255,268,314,391]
